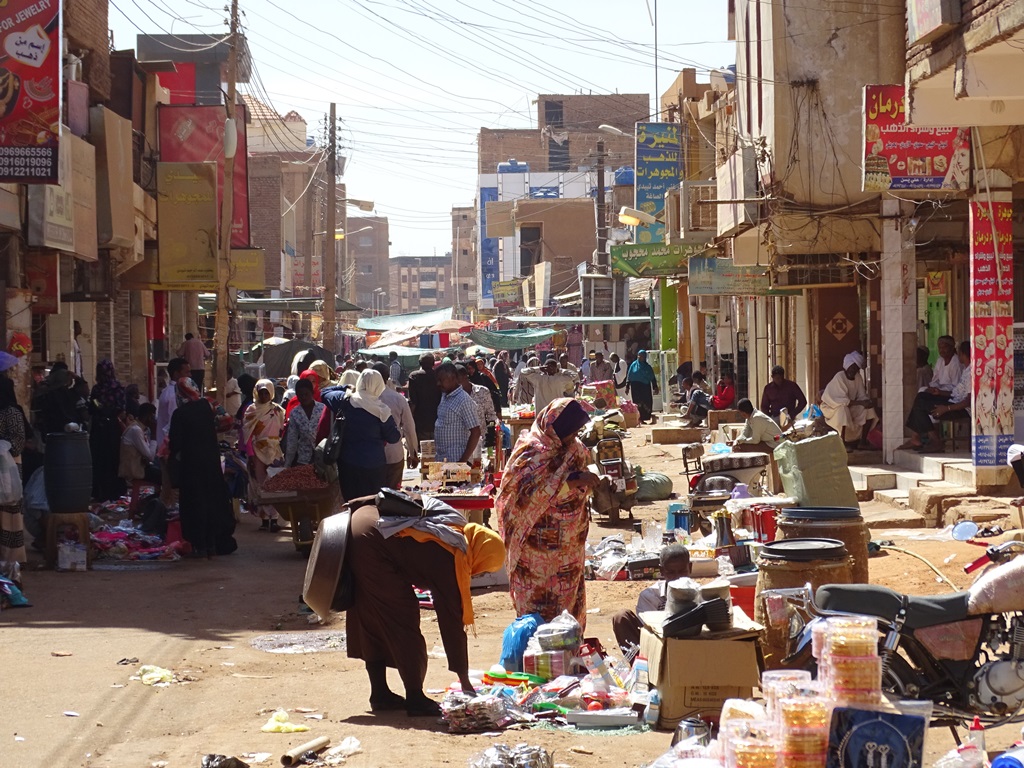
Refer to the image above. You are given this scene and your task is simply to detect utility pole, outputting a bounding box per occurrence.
[323,102,338,354]
[213,0,239,399]
[595,139,607,269]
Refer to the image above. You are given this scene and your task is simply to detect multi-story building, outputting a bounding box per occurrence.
[475,93,648,310]
[451,206,478,317]
[389,255,452,314]
[347,216,391,313]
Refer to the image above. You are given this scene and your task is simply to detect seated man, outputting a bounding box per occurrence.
[904,341,970,452]
[820,352,877,449]
[901,336,963,450]
[673,376,695,405]
[684,371,735,424]
[760,365,807,427]
[612,544,691,652]
[731,398,783,491]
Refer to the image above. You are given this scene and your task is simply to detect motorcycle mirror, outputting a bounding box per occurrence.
[952,520,979,541]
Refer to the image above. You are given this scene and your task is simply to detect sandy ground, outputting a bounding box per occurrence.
[5,423,1023,768]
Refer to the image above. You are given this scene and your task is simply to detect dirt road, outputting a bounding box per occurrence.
[5,424,1020,768]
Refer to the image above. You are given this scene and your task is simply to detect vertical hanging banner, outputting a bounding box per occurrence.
[478,186,499,305]
[0,0,61,183]
[969,197,1014,470]
[158,104,250,247]
[157,162,219,285]
[635,123,681,244]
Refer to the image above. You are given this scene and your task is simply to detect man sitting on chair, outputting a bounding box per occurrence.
[903,341,970,453]
[820,352,877,450]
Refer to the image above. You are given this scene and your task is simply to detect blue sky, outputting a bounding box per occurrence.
[108,0,735,257]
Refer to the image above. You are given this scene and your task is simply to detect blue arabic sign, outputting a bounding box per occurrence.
[479,186,499,301]
[635,122,681,244]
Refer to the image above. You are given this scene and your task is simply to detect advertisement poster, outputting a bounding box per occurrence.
[0,0,60,183]
[291,253,322,294]
[969,199,1014,467]
[158,104,250,248]
[610,242,691,278]
[863,84,970,192]
[156,162,219,286]
[635,122,681,244]
[491,279,523,309]
[478,186,499,304]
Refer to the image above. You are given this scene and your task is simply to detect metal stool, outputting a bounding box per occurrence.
[681,443,704,475]
[44,512,92,569]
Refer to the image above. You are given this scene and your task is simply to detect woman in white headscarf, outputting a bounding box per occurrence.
[339,369,360,390]
[320,369,401,502]
[241,379,286,531]
[820,351,877,449]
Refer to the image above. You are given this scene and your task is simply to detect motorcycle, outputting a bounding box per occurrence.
[763,538,1024,727]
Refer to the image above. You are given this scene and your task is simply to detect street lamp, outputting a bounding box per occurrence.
[598,124,635,139]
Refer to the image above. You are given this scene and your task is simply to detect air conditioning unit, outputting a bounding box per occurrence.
[681,181,717,241]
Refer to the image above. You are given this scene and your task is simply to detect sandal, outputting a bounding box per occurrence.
[406,696,442,717]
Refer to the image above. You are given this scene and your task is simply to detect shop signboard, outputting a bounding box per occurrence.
[491,279,523,309]
[863,84,970,192]
[969,197,1014,468]
[0,0,61,183]
[156,162,219,286]
[290,253,322,293]
[907,0,960,46]
[27,139,73,251]
[158,104,250,248]
[610,242,691,278]
[688,256,772,296]
[478,185,499,304]
[635,122,681,244]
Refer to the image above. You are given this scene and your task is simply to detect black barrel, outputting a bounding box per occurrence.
[44,432,93,514]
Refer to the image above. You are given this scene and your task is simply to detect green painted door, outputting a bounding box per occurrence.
[926,294,948,365]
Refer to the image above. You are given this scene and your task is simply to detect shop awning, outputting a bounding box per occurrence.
[502,315,652,325]
[356,307,453,331]
[197,295,362,314]
[355,344,457,362]
[467,327,557,351]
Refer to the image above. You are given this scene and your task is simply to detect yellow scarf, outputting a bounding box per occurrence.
[397,522,505,626]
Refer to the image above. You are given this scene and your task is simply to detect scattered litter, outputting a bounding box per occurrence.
[232,673,274,679]
[96,722,103,727]
[428,645,447,659]
[293,707,317,713]
[568,746,594,755]
[201,756,250,768]
[260,709,310,734]
[281,735,332,766]
[303,713,324,720]
[14,735,24,742]
[63,711,80,717]
[221,662,236,667]
[138,665,174,686]
[110,684,125,688]
[216,645,235,650]
[250,631,346,654]
[238,754,272,765]
[321,737,362,766]
[239,754,270,765]
[51,650,73,657]
[586,607,601,614]
[116,657,139,665]
[944,553,958,564]
[151,762,168,768]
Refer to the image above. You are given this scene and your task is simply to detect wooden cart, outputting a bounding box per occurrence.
[259,484,343,554]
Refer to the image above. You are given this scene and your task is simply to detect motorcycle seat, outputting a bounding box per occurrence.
[815,584,969,630]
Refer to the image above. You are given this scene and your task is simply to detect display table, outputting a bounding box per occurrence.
[507,416,534,443]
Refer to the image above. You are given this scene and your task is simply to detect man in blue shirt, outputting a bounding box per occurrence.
[433,362,481,462]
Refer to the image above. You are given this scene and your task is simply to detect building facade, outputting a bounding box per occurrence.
[348,216,391,314]
[451,205,478,318]
[389,255,453,314]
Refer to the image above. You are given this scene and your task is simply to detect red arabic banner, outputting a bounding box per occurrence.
[969,198,1014,468]
[863,84,970,192]
[158,104,250,248]
[0,0,60,183]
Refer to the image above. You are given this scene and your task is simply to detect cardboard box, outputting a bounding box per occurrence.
[639,609,761,730]
[651,425,706,444]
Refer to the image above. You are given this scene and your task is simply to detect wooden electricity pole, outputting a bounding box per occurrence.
[322,102,338,354]
[213,0,240,398]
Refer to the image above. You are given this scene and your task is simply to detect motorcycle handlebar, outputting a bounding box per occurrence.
[964,552,991,574]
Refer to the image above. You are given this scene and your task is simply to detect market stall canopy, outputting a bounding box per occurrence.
[355,344,458,362]
[502,316,652,325]
[243,337,333,378]
[198,295,362,314]
[430,318,474,333]
[467,327,557,350]
[368,327,428,349]
[356,306,452,332]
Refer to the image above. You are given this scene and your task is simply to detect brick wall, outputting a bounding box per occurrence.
[112,289,133,380]
[544,93,650,131]
[65,0,111,100]
[248,155,283,290]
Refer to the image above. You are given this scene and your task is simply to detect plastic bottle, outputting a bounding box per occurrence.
[644,688,661,726]
[968,716,986,753]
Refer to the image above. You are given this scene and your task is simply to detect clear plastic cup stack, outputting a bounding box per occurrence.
[821,616,881,706]
[778,688,829,768]
[724,720,779,768]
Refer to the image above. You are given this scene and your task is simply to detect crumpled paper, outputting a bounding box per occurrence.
[260,709,310,734]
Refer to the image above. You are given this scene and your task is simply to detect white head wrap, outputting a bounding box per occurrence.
[350,369,392,422]
[843,351,865,370]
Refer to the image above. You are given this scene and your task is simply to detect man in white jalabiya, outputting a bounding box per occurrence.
[820,351,877,450]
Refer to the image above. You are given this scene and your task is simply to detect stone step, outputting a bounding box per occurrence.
[893,449,972,478]
[895,471,936,492]
[874,488,911,509]
[849,466,896,492]
[943,461,976,488]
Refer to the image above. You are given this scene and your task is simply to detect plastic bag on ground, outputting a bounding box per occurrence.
[138,665,174,685]
[260,709,310,733]
[500,613,543,672]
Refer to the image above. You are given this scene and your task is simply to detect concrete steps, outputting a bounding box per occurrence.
[847,450,977,522]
